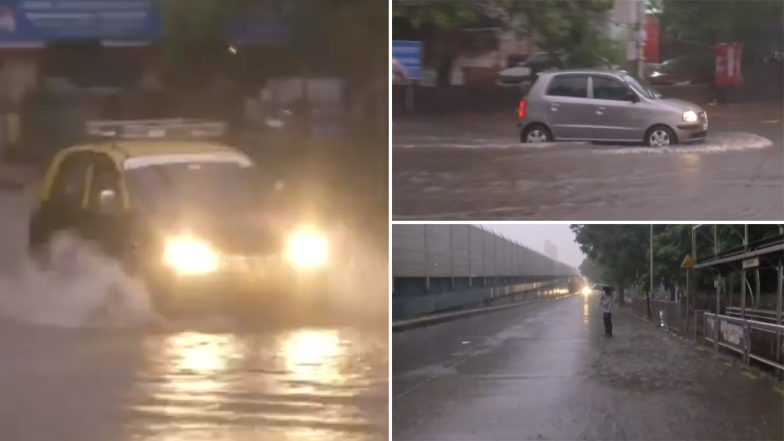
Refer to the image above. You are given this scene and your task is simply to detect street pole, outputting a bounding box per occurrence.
[648,224,653,319]
[685,268,691,331]
[424,224,429,293]
[636,0,644,78]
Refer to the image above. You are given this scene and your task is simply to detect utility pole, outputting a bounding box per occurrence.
[648,224,653,319]
[636,0,645,78]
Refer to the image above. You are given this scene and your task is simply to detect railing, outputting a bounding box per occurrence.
[703,312,784,373]
[392,279,571,321]
[725,307,780,323]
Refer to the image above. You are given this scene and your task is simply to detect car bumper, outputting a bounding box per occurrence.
[674,119,708,142]
[147,257,328,304]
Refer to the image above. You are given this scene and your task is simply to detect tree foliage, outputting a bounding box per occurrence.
[501,0,618,67]
[393,0,484,29]
[571,224,650,302]
[579,257,606,283]
[660,0,783,58]
[160,0,247,43]
[393,0,619,68]
[574,224,784,296]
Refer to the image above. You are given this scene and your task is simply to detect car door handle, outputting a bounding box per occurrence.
[595,106,605,115]
[550,103,560,112]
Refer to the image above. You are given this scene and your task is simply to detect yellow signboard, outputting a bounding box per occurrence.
[681,254,695,269]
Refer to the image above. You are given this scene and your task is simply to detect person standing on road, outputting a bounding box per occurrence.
[601,286,615,337]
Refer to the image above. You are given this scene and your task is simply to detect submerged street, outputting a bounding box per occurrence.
[393,105,784,220]
[0,184,388,441]
[393,294,784,440]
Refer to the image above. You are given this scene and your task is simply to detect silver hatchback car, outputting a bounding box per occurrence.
[517,69,708,146]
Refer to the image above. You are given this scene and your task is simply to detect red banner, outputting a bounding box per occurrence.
[643,15,659,63]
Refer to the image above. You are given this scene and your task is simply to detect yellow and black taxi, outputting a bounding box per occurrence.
[28,120,331,313]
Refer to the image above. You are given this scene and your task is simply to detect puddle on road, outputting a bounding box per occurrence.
[394,140,579,149]
[395,132,773,155]
[128,327,387,441]
[0,232,389,440]
[593,132,773,155]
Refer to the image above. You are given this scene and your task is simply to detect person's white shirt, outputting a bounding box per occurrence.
[601,293,614,314]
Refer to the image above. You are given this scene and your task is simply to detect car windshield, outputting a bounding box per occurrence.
[623,74,660,99]
[126,161,261,214]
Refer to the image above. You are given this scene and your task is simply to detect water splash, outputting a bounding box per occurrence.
[0,233,160,328]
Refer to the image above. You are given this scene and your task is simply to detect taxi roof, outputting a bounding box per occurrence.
[63,140,251,168]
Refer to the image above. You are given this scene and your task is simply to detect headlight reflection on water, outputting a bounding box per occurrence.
[133,329,375,440]
[163,332,239,394]
[281,329,347,390]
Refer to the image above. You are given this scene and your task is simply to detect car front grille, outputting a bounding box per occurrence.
[221,254,277,273]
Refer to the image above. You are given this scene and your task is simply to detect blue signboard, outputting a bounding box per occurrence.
[0,0,161,45]
[392,40,422,81]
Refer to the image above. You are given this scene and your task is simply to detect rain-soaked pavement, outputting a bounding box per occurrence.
[393,111,784,220]
[0,186,388,441]
[393,294,784,440]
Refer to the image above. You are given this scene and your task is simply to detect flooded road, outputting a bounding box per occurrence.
[0,321,387,441]
[0,187,388,441]
[393,295,784,440]
[393,111,784,220]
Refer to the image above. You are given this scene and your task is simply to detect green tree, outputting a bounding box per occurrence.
[660,0,783,59]
[571,224,650,305]
[393,1,484,29]
[394,0,620,70]
[501,0,618,67]
[158,0,249,86]
[650,225,692,291]
[579,257,607,283]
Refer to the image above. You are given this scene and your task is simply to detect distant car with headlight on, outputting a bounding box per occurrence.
[28,119,331,314]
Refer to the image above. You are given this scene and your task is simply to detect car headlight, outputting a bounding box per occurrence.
[285,228,329,269]
[683,110,698,122]
[582,286,592,296]
[163,235,219,275]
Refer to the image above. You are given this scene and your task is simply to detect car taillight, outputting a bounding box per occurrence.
[517,99,526,119]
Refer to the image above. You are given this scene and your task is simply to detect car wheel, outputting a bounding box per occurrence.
[521,124,553,143]
[645,125,676,147]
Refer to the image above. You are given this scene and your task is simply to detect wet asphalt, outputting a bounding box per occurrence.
[0,186,389,441]
[393,294,784,440]
[393,111,784,220]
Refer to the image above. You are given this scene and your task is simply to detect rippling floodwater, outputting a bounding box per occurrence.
[0,321,387,441]
[0,197,388,441]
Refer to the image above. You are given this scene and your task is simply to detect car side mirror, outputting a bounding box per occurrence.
[628,91,640,103]
[97,189,121,215]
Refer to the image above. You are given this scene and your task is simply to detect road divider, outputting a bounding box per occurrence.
[392,292,576,332]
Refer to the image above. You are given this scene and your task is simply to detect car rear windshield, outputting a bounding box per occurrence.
[126,162,260,214]
[545,75,587,98]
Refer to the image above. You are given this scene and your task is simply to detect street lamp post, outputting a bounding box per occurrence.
[648,224,653,319]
